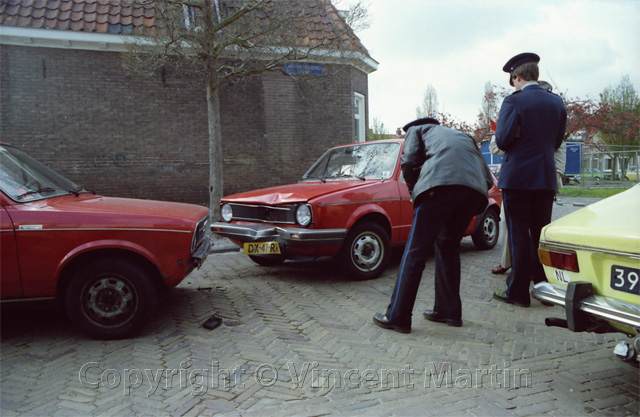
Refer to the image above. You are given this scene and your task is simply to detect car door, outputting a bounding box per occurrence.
[396,171,414,243]
[1,202,22,298]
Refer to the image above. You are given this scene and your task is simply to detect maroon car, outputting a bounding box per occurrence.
[212,140,502,279]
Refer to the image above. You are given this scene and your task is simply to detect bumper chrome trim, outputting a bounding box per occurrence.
[532,282,640,329]
[191,236,213,268]
[211,222,347,247]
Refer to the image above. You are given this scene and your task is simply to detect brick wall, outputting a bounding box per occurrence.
[0,45,368,206]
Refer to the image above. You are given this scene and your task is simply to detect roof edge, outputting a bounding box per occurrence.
[0,26,378,74]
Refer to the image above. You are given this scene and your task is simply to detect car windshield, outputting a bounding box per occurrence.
[302,142,400,181]
[0,145,86,202]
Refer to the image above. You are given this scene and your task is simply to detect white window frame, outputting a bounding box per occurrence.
[354,92,366,143]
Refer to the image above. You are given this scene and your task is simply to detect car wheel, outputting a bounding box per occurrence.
[339,222,390,280]
[472,208,499,250]
[65,258,157,340]
[249,255,286,266]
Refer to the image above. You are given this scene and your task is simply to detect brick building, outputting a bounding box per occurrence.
[0,0,377,205]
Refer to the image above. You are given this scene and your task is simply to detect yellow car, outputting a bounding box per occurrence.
[533,185,640,366]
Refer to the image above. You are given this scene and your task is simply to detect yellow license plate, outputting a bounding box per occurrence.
[243,242,281,255]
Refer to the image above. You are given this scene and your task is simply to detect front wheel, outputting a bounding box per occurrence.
[472,209,499,250]
[65,258,157,339]
[338,222,390,280]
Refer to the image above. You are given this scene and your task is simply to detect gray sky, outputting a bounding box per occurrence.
[343,0,640,133]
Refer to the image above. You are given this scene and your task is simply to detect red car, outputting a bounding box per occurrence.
[212,139,502,279]
[0,143,212,339]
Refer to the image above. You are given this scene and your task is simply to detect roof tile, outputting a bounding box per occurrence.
[16,14,30,25]
[31,6,45,18]
[56,18,69,29]
[4,3,20,16]
[69,18,82,30]
[45,8,59,18]
[71,1,83,12]
[58,9,70,20]
[18,6,32,16]
[59,0,72,12]
[84,2,96,13]
[31,16,44,27]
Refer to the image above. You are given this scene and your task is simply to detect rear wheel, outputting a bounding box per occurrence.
[338,222,390,280]
[65,258,157,339]
[472,208,499,250]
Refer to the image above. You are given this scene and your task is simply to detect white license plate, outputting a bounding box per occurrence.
[610,265,640,295]
[243,242,281,255]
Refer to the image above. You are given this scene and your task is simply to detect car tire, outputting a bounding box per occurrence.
[65,258,157,340]
[248,255,286,266]
[472,208,499,250]
[339,222,390,280]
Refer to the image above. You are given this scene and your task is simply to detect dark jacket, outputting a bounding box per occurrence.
[401,124,494,206]
[495,84,567,190]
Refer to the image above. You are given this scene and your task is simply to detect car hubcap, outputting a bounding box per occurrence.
[84,276,136,326]
[484,217,497,243]
[352,233,383,272]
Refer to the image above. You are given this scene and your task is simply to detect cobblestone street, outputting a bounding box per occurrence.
[1,198,638,416]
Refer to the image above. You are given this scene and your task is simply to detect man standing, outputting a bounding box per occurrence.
[373,118,494,333]
[493,53,567,307]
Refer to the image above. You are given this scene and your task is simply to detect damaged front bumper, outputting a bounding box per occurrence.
[211,222,347,247]
[191,236,213,268]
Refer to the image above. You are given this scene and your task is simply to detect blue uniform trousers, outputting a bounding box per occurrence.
[502,189,555,303]
[385,186,487,324]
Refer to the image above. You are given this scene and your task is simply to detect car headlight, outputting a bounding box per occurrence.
[221,203,233,222]
[295,204,312,227]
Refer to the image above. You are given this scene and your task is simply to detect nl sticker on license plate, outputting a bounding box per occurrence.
[243,241,281,255]
[610,265,640,295]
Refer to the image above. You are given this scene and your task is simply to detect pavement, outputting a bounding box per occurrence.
[1,197,639,416]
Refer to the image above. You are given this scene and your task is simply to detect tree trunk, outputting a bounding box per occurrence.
[206,57,223,224]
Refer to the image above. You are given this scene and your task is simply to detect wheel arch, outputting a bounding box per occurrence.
[55,248,165,302]
[349,211,392,239]
[471,203,500,234]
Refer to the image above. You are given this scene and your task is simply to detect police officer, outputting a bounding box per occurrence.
[492,53,567,307]
[373,118,494,333]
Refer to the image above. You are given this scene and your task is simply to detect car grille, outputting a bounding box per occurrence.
[227,203,297,224]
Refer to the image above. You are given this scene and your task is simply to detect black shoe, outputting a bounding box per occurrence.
[423,310,462,327]
[493,290,530,307]
[372,313,411,334]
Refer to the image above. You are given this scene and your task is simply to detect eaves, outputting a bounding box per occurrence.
[0,25,378,74]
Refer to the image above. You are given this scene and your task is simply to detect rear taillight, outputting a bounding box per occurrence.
[538,247,580,272]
